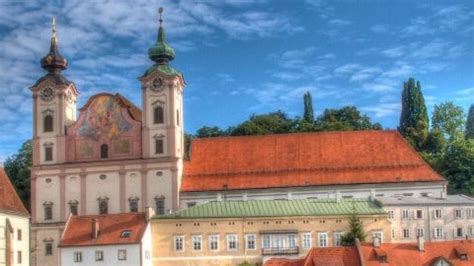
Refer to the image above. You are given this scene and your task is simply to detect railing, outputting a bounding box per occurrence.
[262,246,299,255]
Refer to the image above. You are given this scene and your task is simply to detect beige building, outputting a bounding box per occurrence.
[0,168,30,266]
[377,195,474,243]
[151,199,391,266]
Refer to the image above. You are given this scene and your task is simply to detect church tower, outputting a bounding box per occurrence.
[140,8,185,161]
[30,18,78,166]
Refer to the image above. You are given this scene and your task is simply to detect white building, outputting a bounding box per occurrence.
[0,168,30,266]
[376,194,474,243]
[59,211,152,266]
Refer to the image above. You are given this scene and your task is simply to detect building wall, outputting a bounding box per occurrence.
[151,215,391,266]
[0,214,29,266]
[180,181,447,209]
[385,204,474,243]
[141,223,153,266]
[31,225,62,266]
[60,244,141,266]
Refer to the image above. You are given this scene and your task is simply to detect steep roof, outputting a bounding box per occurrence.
[59,212,147,247]
[360,240,474,266]
[181,130,444,192]
[153,199,385,220]
[0,167,29,216]
[265,246,361,266]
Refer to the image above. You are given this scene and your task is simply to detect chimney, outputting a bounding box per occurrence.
[145,206,155,222]
[373,236,381,248]
[417,236,425,252]
[92,218,99,239]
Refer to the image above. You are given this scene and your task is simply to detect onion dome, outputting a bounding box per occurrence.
[148,7,176,65]
[40,17,68,73]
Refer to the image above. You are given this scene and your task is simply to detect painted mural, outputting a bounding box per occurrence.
[77,95,132,141]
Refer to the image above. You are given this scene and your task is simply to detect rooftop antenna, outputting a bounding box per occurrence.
[159,7,164,26]
[52,16,57,40]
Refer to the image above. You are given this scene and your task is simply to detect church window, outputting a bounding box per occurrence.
[155,139,164,154]
[45,146,53,161]
[129,197,139,212]
[69,200,78,216]
[155,196,165,215]
[45,243,53,256]
[43,202,53,220]
[98,198,108,215]
[154,106,164,124]
[100,144,108,159]
[44,115,53,132]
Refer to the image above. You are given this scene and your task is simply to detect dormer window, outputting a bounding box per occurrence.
[121,230,132,238]
[455,247,468,261]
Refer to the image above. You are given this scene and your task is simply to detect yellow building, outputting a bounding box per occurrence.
[151,199,391,266]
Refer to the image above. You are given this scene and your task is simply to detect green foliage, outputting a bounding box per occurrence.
[196,126,226,138]
[303,91,314,123]
[230,111,293,136]
[466,105,474,139]
[315,106,381,131]
[424,128,446,154]
[440,139,474,194]
[3,140,32,209]
[184,133,193,160]
[432,102,465,142]
[399,78,429,150]
[341,206,366,246]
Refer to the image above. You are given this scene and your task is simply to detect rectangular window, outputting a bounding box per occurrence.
[391,229,396,239]
[302,233,312,248]
[192,235,202,251]
[70,204,78,216]
[469,227,474,236]
[155,139,164,154]
[402,209,410,219]
[227,234,237,251]
[118,249,127,261]
[372,231,383,243]
[468,209,474,219]
[45,146,53,161]
[416,228,424,237]
[403,228,410,239]
[434,209,442,219]
[334,232,342,246]
[415,210,423,219]
[388,210,394,219]
[288,234,296,248]
[318,233,328,247]
[246,234,256,250]
[155,197,165,215]
[454,209,463,219]
[73,252,82,262]
[95,250,104,261]
[45,206,53,220]
[209,235,219,251]
[455,227,464,238]
[45,243,53,256]
[262,235,271,249]
[433,228,444,239]
[174,236,184,252]
[17,251,22,264]
[17,229,22,241]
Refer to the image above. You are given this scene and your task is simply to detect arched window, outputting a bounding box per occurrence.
[43,202,53,220]
[154,106,164,124]
[155,196,165,215]
[129,197,139,212]
[100,144,108,159]
[176,109,180,126]
[44,115,53,132]
[98,199,108,215]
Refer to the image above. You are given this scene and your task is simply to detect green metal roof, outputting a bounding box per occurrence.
[153,199,386,220]
[142,64,181,77]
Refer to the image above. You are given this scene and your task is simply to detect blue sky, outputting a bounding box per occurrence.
[0,0,473,162]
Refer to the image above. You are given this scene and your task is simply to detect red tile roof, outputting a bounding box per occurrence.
[360,240,474,265]
[182,131,444,192]
[59,212,147,247]
[264,246,361,266]
[0,167,29,216]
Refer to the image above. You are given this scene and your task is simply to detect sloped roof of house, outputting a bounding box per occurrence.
[0,167,29,216]
[181,130,444,192]
[153,199,385,220]
[264,246,361,266]
[59,212,147,247]
[360,240,474,266]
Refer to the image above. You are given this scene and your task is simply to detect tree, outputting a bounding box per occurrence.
[440,139,474,194]
[341,205,366,246]
[315,106,381,131]
[466,104,474,139]
[303,92,314,123]
[230,111,294,136]
[432,102,465,142]
[3,140,32,209]
[195,126,226,138]
[399,78,429,150]
[424,128,446,155]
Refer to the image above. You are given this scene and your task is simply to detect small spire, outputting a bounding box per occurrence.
[41,16,68,73]
[148,7,175,65]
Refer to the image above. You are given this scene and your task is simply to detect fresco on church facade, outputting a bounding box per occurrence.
[77,95,132,141]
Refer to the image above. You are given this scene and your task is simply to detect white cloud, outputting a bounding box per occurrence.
[382,47,404,58]
[370,24,389,33]
[361,103,400,118]
[328,19,352,26]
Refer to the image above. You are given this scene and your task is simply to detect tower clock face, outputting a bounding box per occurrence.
[150,77,164,92]
[40,87,55,102]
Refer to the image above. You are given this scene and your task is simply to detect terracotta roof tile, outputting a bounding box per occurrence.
[264,246,361,266]
[59,212,147,247]
[360,240,474,265]
[0,167,29,216]
[182,131,444,192]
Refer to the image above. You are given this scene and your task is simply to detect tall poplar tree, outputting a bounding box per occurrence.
[399,78,429,150]
[466,104,474,139]
[303,92,314,123]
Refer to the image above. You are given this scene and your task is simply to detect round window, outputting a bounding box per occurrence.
[45,178,52,183]
[99,174,107,180]
[156,171,163,176]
